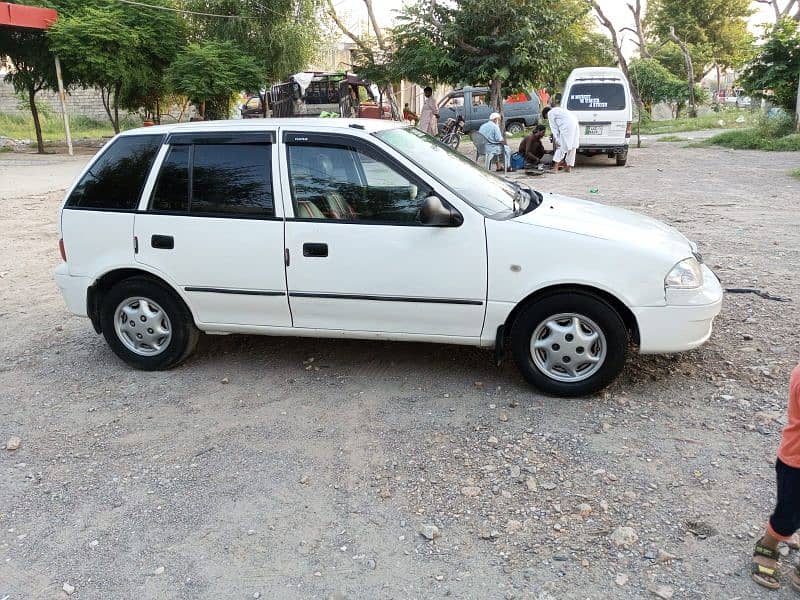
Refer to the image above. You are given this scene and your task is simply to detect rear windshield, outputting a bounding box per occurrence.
[567,83,626,111]
[66,135,162,210]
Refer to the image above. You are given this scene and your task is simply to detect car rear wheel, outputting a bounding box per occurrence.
[506,121,525,135]
[510,292,628,397]
[100,277,199,370]
[615,152,628,166]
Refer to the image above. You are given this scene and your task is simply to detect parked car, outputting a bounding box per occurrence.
[54,119,722,397]
[437,87,540,134]
[240,95,264,118]
[562,67,633,166]
[270,72,392,119]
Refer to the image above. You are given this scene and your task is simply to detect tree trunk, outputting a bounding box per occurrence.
[669,27,696,118]
[100,87,115,132]
[384,82,402,120]
[111,83,121,134]
[490,77,503,122]
[715,64,721,105]
[200,100,206,118]
[28,86,45,154]
[589,1,643,109]
[796,73,800,131]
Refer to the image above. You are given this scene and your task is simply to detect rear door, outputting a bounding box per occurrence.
[565,81,631,147]
[134,131,291,327]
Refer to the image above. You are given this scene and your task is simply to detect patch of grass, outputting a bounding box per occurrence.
[691,114,800,151]
[636,108,756,135]
[790,168,800,180]
[657,135,689,142]
[0,111,139,143]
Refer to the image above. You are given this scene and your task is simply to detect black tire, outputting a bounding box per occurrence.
[506,121,525,135]
[615,152,628,166]
[100,277,199,370]
[510,292,628,397]
[442,132,461,150]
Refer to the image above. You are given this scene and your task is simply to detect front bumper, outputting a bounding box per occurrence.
[54,263,90,317]
[633,265,723,354]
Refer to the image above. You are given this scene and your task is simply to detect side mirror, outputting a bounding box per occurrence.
[420,195,463,227]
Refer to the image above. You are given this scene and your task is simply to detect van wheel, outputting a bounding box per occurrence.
[100,277,199,370]
[615,152,628,166]
[506,121,525,135]
[510,293,628,397]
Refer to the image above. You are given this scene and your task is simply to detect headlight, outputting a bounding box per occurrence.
[665,258,703,289]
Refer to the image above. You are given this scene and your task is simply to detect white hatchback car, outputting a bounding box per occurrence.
[55,119,722,397]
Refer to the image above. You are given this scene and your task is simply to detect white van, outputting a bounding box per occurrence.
[562,67,633,166]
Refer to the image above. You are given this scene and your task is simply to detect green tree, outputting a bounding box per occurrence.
[0,27,57,153]
[384,0,581,118]
[554,17,616,87]
[167,40,262,119]
[628,58,687,110]
[48,0,185,132]
[646,0,754,78]
[184,0,321,116]
[740,17,800,113]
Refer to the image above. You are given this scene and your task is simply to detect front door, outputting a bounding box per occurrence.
[135,131,291,327]
[280,132,487,338]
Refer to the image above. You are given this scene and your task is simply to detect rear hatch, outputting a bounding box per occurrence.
[565,81,630,147]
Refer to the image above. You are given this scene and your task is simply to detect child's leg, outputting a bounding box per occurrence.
[753,459,800,590]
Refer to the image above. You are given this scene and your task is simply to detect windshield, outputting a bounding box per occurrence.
[374,127,518,218]
[566,83,626,111]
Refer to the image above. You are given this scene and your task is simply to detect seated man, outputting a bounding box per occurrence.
[518,124,553,168]
[403,103,418,124]
[478,112,512,172]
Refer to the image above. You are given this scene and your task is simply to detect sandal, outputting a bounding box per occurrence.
[752,542,781,590]
[788,533,800,551]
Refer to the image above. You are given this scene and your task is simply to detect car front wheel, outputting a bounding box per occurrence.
[510,292,628,397]
[100,277,199,370]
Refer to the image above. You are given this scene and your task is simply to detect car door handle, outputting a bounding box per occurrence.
[303,242,328,257]
[151,235,174,250]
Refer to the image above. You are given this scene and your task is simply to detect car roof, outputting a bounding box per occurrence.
[567,67,627,81]
[118,118,406,138]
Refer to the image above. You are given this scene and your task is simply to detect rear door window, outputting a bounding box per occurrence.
[66,135,162,210]
[149,139,274,218]
[566,83,626,111]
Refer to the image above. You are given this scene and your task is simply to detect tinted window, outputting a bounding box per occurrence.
[566,83,627,111]
[149,143,274,217]
[192,144,273,216]
[152,145,189,212]
[67,135,162,210]
[287,143,429,224]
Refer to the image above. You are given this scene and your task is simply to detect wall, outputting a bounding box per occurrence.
[0,80,138,120]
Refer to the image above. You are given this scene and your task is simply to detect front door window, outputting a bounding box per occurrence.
[286,142,430,224]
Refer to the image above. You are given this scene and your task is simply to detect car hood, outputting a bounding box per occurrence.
[515,192,693,256]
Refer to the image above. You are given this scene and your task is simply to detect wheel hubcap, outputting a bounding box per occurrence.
[530,313,607,383]
[113,297,172,357]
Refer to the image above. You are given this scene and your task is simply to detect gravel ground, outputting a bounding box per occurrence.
[1,138,799,600]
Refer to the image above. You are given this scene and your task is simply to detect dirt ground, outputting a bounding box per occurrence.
[1,137,799,600]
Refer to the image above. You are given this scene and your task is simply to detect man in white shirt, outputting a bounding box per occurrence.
[477,112,512,172]
[417,86,440,135]
[542,106,580,172]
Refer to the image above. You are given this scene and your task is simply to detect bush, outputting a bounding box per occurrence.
[696,128,800,151]
[755,111,795,138]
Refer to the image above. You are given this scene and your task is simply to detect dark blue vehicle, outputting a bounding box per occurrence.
[436,86,541,135]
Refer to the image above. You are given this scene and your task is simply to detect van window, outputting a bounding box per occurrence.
[66,135,162,210]
[149,143,274,217]
[566,83,626,111]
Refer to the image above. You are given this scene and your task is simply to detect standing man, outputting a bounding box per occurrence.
[478,112,512,172]
[418,86,439,135]
[518,124,552,168]
[541,106,580,172]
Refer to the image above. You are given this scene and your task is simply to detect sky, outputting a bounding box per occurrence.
[334,0,775,57]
